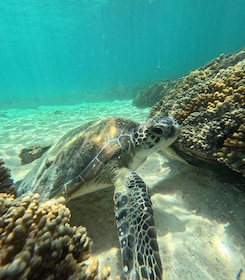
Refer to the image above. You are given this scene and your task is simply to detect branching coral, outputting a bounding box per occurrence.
[149,48,245,176]
[0,158,15,195]
[0,193,111,280]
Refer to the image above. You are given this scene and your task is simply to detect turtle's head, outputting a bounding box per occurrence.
[134,116,180,151]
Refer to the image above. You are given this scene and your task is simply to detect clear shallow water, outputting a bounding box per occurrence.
[0,1,244,274]
[1,100,245,280]
[0,100,149,171]
[0,0,245,108]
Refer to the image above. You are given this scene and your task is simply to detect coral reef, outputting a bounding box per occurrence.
[149,48,245,176]
[0,193,111,280]
[19,145,50,165]
[0,158,15,195]
[132,79,178,108]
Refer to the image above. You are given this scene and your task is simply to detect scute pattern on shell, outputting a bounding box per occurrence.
[18,118,137,199]
[0,193,111,280]
[74,117,136,181]
[149,48,245,176]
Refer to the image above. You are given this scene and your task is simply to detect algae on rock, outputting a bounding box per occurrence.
[149,48,245,176]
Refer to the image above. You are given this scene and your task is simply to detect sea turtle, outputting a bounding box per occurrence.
[17,116,180,280]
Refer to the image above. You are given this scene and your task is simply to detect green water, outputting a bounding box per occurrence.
[0,0,244,108]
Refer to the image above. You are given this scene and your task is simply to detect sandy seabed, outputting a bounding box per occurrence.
[0,100,244,280]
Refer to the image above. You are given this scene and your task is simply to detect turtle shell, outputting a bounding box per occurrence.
[18,118,138,199]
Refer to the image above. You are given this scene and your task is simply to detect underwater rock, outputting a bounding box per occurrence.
[0,112,8,118]
[132,79,179,108]
[0,158,15,195]
[149,48,245,176]
[53,110,63,115]
[19,145,50,165]
[0,193,111,280]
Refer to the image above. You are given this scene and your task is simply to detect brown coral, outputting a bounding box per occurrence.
[0,193,110,280]
[0,158,15,195]
[149,48,245,176]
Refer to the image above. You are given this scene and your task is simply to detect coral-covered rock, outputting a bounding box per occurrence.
[0,158,15,195]
[149,48,245,176]
[132,79,178,108]
[0,193,110,280]
[19,145,50,165]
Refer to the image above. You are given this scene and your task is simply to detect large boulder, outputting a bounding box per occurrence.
[19,145,50,165]
[149,48,245,177]
[132,79,178,108]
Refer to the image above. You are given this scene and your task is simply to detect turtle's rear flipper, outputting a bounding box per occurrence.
[113,168,162,280]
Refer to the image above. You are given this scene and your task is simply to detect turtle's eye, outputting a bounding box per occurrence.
[152,127,163,135]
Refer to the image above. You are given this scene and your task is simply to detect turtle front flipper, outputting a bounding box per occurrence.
[113,167,162,280]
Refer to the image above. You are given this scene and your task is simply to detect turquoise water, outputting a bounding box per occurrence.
[0,0,245,108]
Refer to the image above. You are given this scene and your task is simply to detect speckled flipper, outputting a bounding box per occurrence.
[113,168,162,280]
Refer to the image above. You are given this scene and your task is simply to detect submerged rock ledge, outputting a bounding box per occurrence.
[149,48,245,177]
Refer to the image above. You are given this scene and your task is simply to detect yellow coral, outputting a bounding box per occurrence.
[0,193,110,280]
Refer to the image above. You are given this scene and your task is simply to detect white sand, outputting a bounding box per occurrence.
[0,101,244,279]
